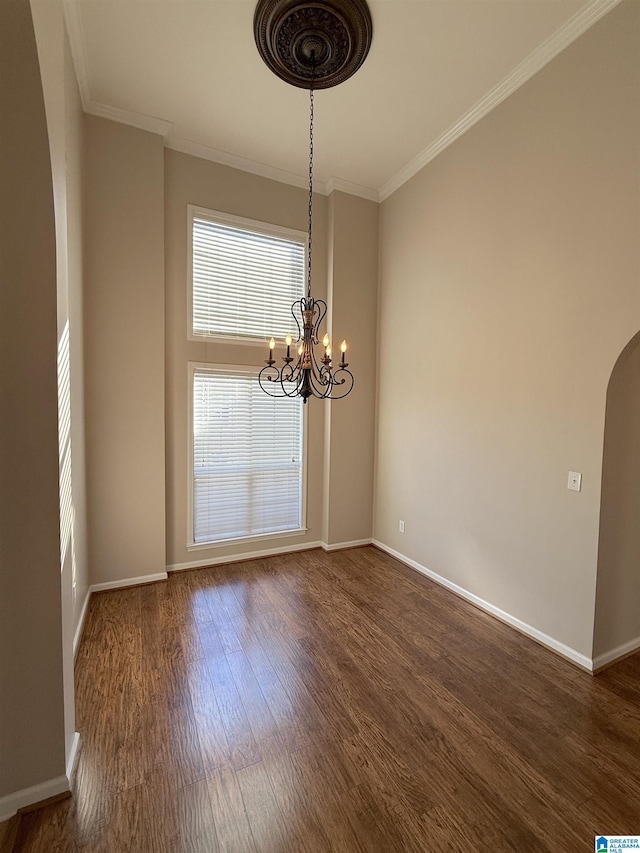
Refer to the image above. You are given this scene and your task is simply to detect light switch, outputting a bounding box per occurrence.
[568,471,582,492]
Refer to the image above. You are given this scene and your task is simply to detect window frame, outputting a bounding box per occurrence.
[187,361,308,551]
[187,204,307,345]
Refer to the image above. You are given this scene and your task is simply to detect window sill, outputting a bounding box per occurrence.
[187,527,308,551]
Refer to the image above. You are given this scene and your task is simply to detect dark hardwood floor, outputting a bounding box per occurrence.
[13,546,640,851]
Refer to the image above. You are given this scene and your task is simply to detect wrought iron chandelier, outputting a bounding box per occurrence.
[254,0,372,403]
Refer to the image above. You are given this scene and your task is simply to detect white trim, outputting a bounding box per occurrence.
[62,0,91,110]
[321,538,372,553]
[73,588,91,660]
[62,1,174,140]
[64,0,621,205]
[593,636,640,672]
[325,177,379,203]
[85,102,173,139]
[168,136,328,195]
[187,528,308,552]
[379,0,624,201]
[190,333,274,349]
[0,776,70,823]
[168,540,324,572]
[61,0,372,202]
[188,205,308,245]
[90,572,168,593]
[372,539,593,672]
[66,732,80,780]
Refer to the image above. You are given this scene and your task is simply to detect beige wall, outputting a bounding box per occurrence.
[84,116,166,586]
[64,27,89,636]
[375,0,640,660]
[593,332,640,660]
[0,0,66,801]
[30,0,90,770]
[323,192,378,547]
[164,150,327,567]
[165,152,377,566]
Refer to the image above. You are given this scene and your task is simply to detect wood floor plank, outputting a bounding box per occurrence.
[284,745,366,853]
[0,817,18,853]
[235,760,295,852]
[240,632,317,751]
[225,649,279,741]
[258,737,333,853]
[185,655,231,773]
[204,652,263,771]
[12,545,640,852]
[177,778,220,853]
[196,619,225,659]
[206,766,256,853]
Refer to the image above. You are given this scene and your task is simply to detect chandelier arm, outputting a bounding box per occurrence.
[311,298,327,344]
[282,379,304,398]
[291,299,304,343]
[306,370,332,398]
[326,367,355,398]
[281,362,296,381]
[258,364,289,397]
[309,347,332,384]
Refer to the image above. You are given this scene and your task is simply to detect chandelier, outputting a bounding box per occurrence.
[254,0,372,403]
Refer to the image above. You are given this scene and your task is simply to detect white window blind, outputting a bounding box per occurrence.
[192,366,303,544]
[191,213,305,340]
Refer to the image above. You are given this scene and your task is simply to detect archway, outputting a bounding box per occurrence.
[593,330,640,665]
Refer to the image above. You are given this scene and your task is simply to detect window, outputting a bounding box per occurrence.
[187,207,307,549]
[190,364,304,546]
[189,206,305,341]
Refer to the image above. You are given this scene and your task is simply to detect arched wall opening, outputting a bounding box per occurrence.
[593,330,640,666]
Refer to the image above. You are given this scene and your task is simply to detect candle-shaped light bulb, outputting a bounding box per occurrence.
[285,334,292,347]
[322,333,330,348]
[341,340,347,354]
[298,344,303,356]
[269,337,275,350]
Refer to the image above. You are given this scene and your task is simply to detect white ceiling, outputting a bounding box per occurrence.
[64,0,620,200]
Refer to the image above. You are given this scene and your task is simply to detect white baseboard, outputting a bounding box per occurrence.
[66,732,80,779]
[593,635,640,672]
[372,539,593,672]
[73,589,91,659]
[0,775,70,822]
[90,572,168,593]
[168,541,323,572]
[322,538,372,552]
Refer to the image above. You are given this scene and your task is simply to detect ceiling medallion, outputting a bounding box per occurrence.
[254,0,373,89]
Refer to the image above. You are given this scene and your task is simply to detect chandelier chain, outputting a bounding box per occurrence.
[307,85,314,299]
[256,46,354,403]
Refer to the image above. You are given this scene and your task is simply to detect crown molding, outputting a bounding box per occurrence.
[379,0,624,201]
[166,135,329,194]
[64,0,173,139]
[64,0,622,204]
[61,0,375,201]
[325,176,379,202]
[168,138,381,200]
[85,101,173,139]
[63,0,91,110]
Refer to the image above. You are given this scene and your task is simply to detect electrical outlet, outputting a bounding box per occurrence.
[568,471,582,492]
[399,520,405,533]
